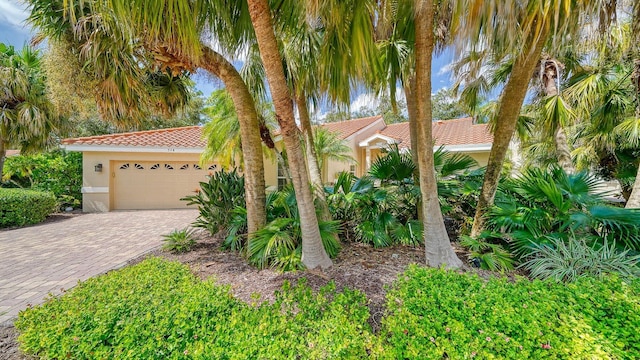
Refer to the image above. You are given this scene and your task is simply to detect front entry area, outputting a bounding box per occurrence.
[112,161,215,210]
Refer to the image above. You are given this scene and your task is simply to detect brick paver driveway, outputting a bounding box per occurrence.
[0,209,198,325]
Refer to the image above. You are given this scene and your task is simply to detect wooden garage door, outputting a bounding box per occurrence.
[113,161,215,210]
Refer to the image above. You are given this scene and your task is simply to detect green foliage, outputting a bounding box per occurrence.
[489,167,640,257]
[162,228,198,253]
[227,186,341,271]
[181,169,245,236]
[2,150,82,209]
[460,233,514,271]
[0,188,57,227]
[375,265,640,359]
[16,258,373,359]
[522,238,640,282]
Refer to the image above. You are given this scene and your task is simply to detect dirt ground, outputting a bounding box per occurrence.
[2,228,487,359]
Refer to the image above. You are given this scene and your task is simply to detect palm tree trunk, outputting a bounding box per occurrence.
[541,58,575,173]
[415,0,462,269]
[470,28,550,238]
[405,76,422,222]
[0,140,6,181]
[296,94,335,225]
[201,46,267,237]
[247,0,332,269]
[626,162,640,208]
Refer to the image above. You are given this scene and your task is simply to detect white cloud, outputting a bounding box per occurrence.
[0,0,29,28]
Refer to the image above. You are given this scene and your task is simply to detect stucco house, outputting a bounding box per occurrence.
[61,116,492,212]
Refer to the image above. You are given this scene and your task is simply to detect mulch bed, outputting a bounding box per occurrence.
[3,228,508,359]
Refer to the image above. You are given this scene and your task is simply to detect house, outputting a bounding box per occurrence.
[62,116,492,212]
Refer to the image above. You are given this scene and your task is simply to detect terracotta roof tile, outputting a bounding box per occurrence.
[61,126,205,148]
[379,117,492,149]
[319,115,383,139]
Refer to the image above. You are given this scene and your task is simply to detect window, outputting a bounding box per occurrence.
[349,164,356,176]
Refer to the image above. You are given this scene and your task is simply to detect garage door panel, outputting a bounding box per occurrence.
[113,161,212,210]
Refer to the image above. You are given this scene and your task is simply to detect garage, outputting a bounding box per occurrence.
[112,161,216,210]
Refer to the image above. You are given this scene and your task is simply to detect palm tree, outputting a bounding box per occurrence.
[414,0,463,268]
[451,0,600,237]
[0,43,58,177]
[313,127,355,177]
[26,0,268,236]
[246,0,332,269]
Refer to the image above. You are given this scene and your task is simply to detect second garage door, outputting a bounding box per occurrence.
[112,161,215,210]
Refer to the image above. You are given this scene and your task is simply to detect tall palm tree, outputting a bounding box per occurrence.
[0,43,58,177]
[26,0,268,236]
[414,0,463,268]
[247,0,332,269]
[451,0,599,237]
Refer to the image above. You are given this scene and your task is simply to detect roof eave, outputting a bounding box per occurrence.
[61,144,204,154]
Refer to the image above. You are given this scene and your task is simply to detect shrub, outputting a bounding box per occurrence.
[181,168,245,236]
[0,188,57,227]
[226,186,341,271]
[16,258,373,359]
[375,265,640,359]
[522,238,640,282]
[162,228,198,253]
[2,151,82,209]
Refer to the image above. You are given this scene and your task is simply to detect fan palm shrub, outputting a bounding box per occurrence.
[223,185,340,271]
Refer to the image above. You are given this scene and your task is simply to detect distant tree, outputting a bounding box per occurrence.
[431,87,467,120]
[0,43,60,177]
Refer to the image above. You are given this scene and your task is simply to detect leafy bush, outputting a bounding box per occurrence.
[327,147,477,247]
[0,188,57,227]
[2,150,82,209]
[375,265,640,359]
[522,238,640,282]
[460,232,514,271]
[181,168,245,235]
[226,186,341,271]
[162,228,198,253]
[489,167,640,256]
[16,258,373,359]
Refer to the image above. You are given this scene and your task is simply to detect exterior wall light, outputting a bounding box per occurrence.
[95,163,103,172]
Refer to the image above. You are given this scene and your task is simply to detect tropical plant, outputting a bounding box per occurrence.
[181,169,246,236]
[451,0,603,237]
[460,233,514,272]
[162,228,198,253]
[522,237,640,282]
[0,188,57,228]
[493,168,640,254]
[223,185,340,271]
[0,43,59,176]
[27,0,268,238]
[312,127,355,178]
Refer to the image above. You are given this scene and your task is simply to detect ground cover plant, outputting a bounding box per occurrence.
[15,258,640,359]
[15,258,373,359]
[0,188,57,228]
[376,265,640,359]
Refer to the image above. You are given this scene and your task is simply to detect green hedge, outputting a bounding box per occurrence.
[0,188,57,227]
[375,266,640,359]
[16,259,640,359]
[16,258,373,359]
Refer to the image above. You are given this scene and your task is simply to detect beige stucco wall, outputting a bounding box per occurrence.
[464,151,490,168]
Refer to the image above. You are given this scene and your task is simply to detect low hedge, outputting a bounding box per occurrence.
[0,188,57,228]
[375,265,640,359]
[15,259,640,359]
[16,258,373,359]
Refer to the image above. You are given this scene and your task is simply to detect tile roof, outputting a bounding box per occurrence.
[379,117,492,149]
[318,115,383,139]
[61,126,205,148]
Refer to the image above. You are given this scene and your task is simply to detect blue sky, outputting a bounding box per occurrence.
[0,0,454,114]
